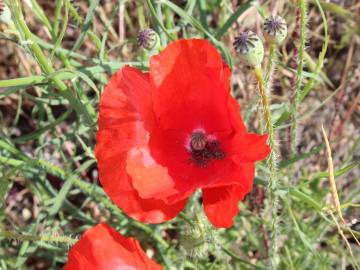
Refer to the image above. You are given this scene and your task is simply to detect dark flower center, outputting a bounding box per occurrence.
[189,131,225,167]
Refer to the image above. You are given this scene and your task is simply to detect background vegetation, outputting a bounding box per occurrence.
[0,0,359,269]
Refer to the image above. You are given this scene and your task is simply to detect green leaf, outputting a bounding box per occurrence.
[0,177,11,208]
[315,0,355,18]
[71,0,100,51]
[11,110,72,144]
[289,188,322,211]
[48,175,76,216]
[279,144,325,168]
[215,0,255,39]
[311,160,360,181]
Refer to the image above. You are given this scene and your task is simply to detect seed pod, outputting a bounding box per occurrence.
[0,1,12,25]
[137,28,160,51]
[233,30,264,68]
[263,15,287,44]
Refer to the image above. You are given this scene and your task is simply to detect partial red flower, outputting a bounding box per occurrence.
[64,223,163,270]
[95,39,270,228]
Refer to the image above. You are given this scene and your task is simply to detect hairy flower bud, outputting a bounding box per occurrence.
[233,30,264,68]
[180,213,217,259]
[0,1,12,25]
[137,28,160,51]
[263,15,287,44]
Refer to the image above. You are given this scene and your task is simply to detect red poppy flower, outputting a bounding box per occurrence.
[95,39,270,228]
[64,223,163,270]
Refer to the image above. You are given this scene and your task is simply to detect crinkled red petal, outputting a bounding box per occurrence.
[95,66,187,223]
[64,223,163,270]
[150,39,233,132]
[202,163,255,228]
[96,39,270,227]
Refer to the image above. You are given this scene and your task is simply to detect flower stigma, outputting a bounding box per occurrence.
[188,130,225,167]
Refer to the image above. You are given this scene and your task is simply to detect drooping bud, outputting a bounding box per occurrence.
[137,28,160,51]
[0,1,12,25]
[180,212,217,259]
[263,15,287,44]
[233,30,264,68]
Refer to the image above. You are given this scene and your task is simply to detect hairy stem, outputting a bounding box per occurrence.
[254,66,280,270]
[0,229,77,245]
[265,43,276,85]
[290,0,307,154]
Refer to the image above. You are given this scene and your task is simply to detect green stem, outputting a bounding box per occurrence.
[300,0,328,102]
[253,66,280,270]
[0,229,77,245]
[291,0,307,154]
[222,246,267,270]
[0,62,140,88]
[8,0,95,126]
[265,43,276,85]
[53,0,63,36]
[145,0,173,41]
[67,1,102,50]
[0,151,170,250]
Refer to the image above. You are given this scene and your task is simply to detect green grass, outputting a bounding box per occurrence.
[0,0,359,269]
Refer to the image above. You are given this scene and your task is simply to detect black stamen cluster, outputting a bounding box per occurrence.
[189,131,225,167]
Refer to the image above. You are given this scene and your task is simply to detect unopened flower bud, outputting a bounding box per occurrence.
[233,30,264,68]
[0,1,12,25]
[180,213,216,259]
[137,28,160,51]
[263,15,287,44]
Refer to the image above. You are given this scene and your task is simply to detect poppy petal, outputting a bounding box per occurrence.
[97,65,153,132]
[126,146,178,200]
[202,162,255,228]
[95,66,187,223]
[148,128,244,203]
[147,128,258,205]
[99,152,187,223]
[202,186,245,228]
[95,39,270,226]
[227,97,247,133]
[64,223,163,270]
[232,133,271,162]
[150,39,233,132]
